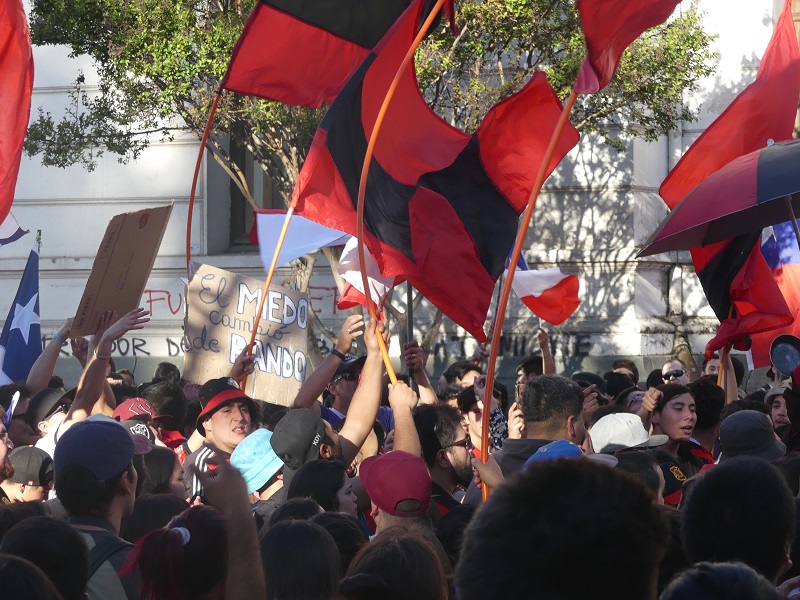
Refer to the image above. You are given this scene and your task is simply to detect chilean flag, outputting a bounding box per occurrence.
[508,262,581,326]
[337,237,396,311]
[749,222,800,366]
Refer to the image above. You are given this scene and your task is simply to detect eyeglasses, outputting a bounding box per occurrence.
[442,437,474,451]
[334,371,360,383]
[663,369,685,381]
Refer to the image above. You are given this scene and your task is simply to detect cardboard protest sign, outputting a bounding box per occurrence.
[72,205,173,337]
[183,263,309,406]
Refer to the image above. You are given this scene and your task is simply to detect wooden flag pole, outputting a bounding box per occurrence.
[241,208,295,389]
[479,90,578,501]
[186,92,222,277]
[354,0,446,385]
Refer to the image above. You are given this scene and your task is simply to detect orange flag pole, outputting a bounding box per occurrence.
[186,92,222,277]
[354,0,446,385]
[241,207,295,389]
[479,90,578,501]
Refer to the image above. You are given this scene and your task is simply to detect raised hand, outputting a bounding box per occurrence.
[337,314,365,354]
[229,347,256,383]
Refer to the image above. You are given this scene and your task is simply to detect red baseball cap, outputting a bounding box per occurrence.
[360,450,432,517]
[112,398,168,423]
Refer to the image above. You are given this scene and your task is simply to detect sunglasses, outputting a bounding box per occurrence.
[442,436,474,451]
[662,369,685,381]
[335,371,360,383]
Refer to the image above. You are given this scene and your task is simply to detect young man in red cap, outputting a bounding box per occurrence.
[359,450,432,534]
[183,377,258,500]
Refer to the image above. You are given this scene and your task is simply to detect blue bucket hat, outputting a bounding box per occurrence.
[230,429,284,495]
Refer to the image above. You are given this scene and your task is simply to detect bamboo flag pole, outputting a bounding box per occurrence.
[479,90,578,501]
[354,0,446,385]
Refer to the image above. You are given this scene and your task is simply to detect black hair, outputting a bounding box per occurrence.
[413,403,464,469]
[775,454,800,497]
[681,457,796,583]
[287,460,348,512]
[260,401,285,426]
[111,384,138,407]
[744,389,768,404]
[152,362,181,384]
[655,383,692,412]
[312,512,369,574]
[441,361,483,385]
[436,384,464,403]
[730,355,746,387]
[701,353,720,369]
[140,446,181,496]
[0,554,62,600]
[261,520,342,600]
[657,506,691,595]
[120,493,190,543]
[518,375,583,425]
[268,497,323,527]
[645,369,665,390]
[0,516,88,600]
[56,462,134,518]
[182,402,201,437]
[614,451,661,498]
[142,381,188,431]
[456,459,667,600]
[660,561,784,600]
[516,356,543,378]
[688,378,725,431]
[720,399,770,422]
[48,376,65,390]
[434,504,477,569]
[612,359,640,384]
[585,404,625,429]
[0,501,48,541]
[604,371,635,400]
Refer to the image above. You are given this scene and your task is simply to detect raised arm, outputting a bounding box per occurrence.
[66,309,150,424]
[293,314,364,413]
[198,461,266,600]
[387,381,422,456]
[26,318,73,393]
[339,318,384,465]
[403,340,437,405]
[537,328,556,375]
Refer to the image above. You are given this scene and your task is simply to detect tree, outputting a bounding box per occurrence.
[26,0,716,354]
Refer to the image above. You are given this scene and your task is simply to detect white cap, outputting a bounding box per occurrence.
[589,413,668,454]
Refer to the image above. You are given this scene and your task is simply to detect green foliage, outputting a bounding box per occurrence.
[26,0,717,200]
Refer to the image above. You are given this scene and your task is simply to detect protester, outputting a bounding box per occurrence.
[457,459,667,600]
[140,445,187,497]
[311,511,368,574]
[687,378,725,463]
[718,410,786,462]
[0,553,63,600]
[766,388,792,429]
[120,494,189,543]
[649,384,705,476]
[413,402,474,514]
[260,520,341,600]
[359,450,432,534]
[0,446,53,504]
[588,412,667,454]
[0,516,89,600]
[229,428,285,527]
[681,457,796,584]
[182,376,257,500]
[287,459,358,516]
[662,358,691,385]
[339,527,449,600]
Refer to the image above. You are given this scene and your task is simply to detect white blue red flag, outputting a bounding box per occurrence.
[0,244,41,384]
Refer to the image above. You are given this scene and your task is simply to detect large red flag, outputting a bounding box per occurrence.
[0,0,34,225]
[574,0,682,94]
[292,0,579,341]
[658,0,800,362]
[220,0,443,107]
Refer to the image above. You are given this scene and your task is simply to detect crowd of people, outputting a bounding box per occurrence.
[0,307,799,599]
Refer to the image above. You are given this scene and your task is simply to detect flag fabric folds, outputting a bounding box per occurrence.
[509,266,580,326]
[0,212,27,246]
[657,0,800,362]
[250,209,350,269]
[220,0,437,107]
[573,0,681,94]
[292,0,579,342]
[0,245,41,385]
[0,0,34,225]
[338,237,396,311]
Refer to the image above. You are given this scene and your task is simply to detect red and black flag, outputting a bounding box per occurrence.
[220,0,447,107]
[574,0,681,94]
[291,0,579,341]
[657,0,800,359]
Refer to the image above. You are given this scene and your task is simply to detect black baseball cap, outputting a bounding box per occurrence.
[25,389,71,430]
[8,446,54,487]
[270,409,326,483]
[334,356,366,378]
